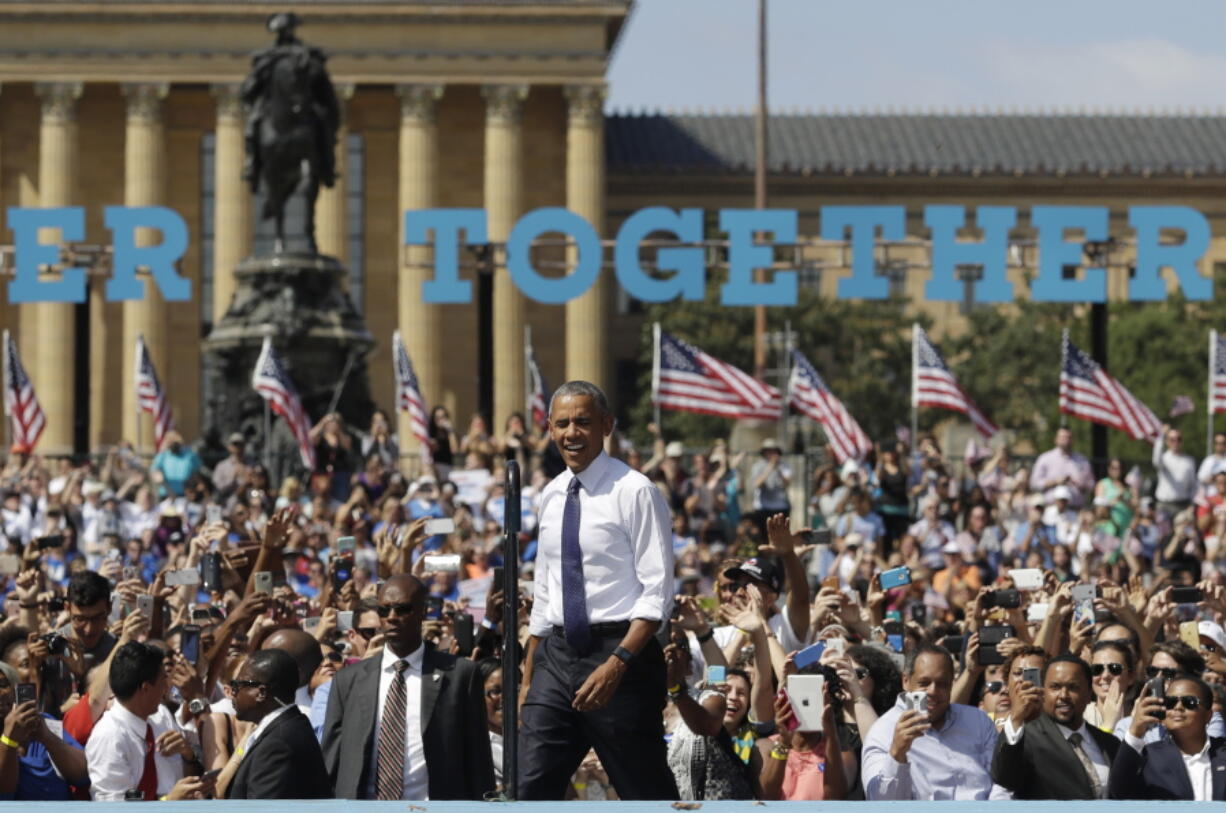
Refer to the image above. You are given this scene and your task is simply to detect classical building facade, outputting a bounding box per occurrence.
[2,1,1226,460]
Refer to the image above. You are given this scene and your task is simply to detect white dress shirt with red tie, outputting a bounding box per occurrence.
[86,701,186,800]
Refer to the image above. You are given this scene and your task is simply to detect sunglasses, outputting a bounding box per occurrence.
[354,627,379,640]
[228,679,267,693]
[1163,695,1203,711]
[985,681,1004,694]
[1091,663,1125,677]
[375,603,418,618]
[323,651,343,664]
[1146,666,1179,680]
[854,667,870,680]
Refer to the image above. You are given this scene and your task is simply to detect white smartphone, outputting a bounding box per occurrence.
[825,637,846,656]
[903,690,928,714]
[336,610,354,632]
[424,517,456,536]
[303,617,321,632]
[0,554,20,575]
[1026,602,1049,623]
[165,569,201,587]
[205,505,223,525]
[786,674,826,732]
[136,594,154,618]
[1009,568,1044,591]
[422,553,461,573]
[253,571,273,594]
[337,536,357,556]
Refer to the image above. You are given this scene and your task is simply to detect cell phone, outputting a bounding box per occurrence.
[336,611,354,632]
[0,554,20,575]
[902,690,927,714]
[1147,676,1167,720]
[200,553,222,593]
[793,641,827,671]
[109,594,124,623]
[1009,568,1044,591]
[190,606,211,624]
[205,505,223,525]
[253,571,273,594]
[180,624,201,665]
[879,566,912,590]
[491,566,503,586]
[978,624,1014,665]
[201,769,221,782]
[910,604,928,625]
[1170,586,1204,605]
[337,536,357,556]
[136,594,154,618]
[825,637,846,656]
[425,596,444,620]
[785,674,826,732]
[1180,620,1201,649]
[122,566,139,582]
[1026,602,1049,623]
[1071,583,1097,626]
[984,588,1021,609]
[332,557,352,588]
[422,554,461,574]
[1021,666,1042,686]
[165,569,200,587]
[36,535,63,550]
[302,616,321,632]
[454,612,474,657]
[424,517,456,536]
[15,683,36,705]
[706,664,727,684]
[939,634,966,655]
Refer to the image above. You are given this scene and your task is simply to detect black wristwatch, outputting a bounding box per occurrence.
[612,646,635,665]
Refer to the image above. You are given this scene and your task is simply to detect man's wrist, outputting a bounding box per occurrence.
[695,626,713,643]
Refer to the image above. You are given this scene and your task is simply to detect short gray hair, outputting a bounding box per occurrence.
[548,380,610,418]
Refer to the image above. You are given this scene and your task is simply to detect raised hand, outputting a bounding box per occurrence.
[760,513,801,558]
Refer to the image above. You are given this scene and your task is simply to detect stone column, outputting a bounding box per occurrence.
[483,84,528,430]
[397,84,444,460]
[316,83,353,265]
[211,84,249,325]
[33,82,81,456]
[120,83,169,453]
[564,84,608,395]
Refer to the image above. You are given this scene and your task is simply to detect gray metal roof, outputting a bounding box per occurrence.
[605,112,1226,177]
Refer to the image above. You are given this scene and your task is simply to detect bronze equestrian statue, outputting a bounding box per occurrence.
[241,12,340,254]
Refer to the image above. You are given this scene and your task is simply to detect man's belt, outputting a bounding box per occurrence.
[552,620,630,640]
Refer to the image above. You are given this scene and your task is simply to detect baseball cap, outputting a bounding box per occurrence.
[1199,621,1226,652]
[941,540,962,555]
[665,441,685,458]
[1049,485,1073,503]
[227,432,245,446]
[726,556,784,594]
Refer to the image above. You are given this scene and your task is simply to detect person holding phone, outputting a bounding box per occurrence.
[0,664,89,800]
[993,654,1119,799]
[519,381,676,801]
[1109,674,1226,800]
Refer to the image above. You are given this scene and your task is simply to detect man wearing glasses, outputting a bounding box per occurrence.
[226,649,331,799]
[320,574,493,800]
[1110,674,1226,800]
[309,600,382,739]
[1153,424,1198,520]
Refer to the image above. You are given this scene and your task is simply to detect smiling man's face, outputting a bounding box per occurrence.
[549,393,613,474]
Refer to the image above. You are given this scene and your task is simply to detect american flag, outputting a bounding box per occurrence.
[1059,332,1162,442]
[2,331,44,452]
[134,335,174,451]
[788,350,871,464]
[525,330,549,431]
[1169,395,1194,418]
[1211,330,1226,414]
[653,326,782,420]
[912,324,998,439]
[392,330,431,456]
[251,336,316,470]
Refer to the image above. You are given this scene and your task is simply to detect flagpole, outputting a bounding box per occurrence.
[2,331,10,456]
[263,401,271,470]
[1061,328,1069,428]
[524,325,532,419]
[779,320,793,449]
[651,322,662,430]
[1210,329,1217,458]
[910,323,918,459]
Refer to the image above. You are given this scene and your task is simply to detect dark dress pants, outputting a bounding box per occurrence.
[518,630,678,800]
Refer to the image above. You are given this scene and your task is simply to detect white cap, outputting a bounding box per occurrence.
[1049,485,1073,503]
[1199,621,1226,652]
[665,441,685,458]
[941,541,962,555]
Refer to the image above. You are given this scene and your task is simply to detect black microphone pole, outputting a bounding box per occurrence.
[501,459,521,799]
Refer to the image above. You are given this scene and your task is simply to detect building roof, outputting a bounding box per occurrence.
[605,112,1226,178]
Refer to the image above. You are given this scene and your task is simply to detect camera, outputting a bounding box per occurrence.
[39,632,67,656]
[981,588,1020,610]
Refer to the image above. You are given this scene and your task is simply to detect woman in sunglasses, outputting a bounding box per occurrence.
[1084,641,1136,733]
[1109,674,1226,800]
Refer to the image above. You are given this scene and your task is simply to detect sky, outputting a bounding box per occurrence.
[606,0,1226,113]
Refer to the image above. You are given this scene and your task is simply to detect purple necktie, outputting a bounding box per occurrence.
[561,476,591,653]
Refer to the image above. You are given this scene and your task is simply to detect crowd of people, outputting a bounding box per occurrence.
[0,385,1222,802]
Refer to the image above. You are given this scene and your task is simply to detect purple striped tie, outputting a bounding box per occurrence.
[375,659,409,800]
[562,477,591,653]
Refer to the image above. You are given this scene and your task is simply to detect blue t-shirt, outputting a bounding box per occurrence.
[150,448,203,497]
[0,714,86,801]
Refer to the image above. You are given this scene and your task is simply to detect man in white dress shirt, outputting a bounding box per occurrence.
[992,654,1120,799]
[518,381,676,800]
[86,642,208,800]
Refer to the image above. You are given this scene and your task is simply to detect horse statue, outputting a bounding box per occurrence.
[241,13,340,255]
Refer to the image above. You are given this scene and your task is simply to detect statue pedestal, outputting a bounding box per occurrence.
[202,252,374,479]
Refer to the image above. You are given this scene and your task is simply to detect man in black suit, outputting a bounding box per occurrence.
[226,649,331,799]
[1109,674,1226,800]
[321,574,493,800]
[992,653,1120,799]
